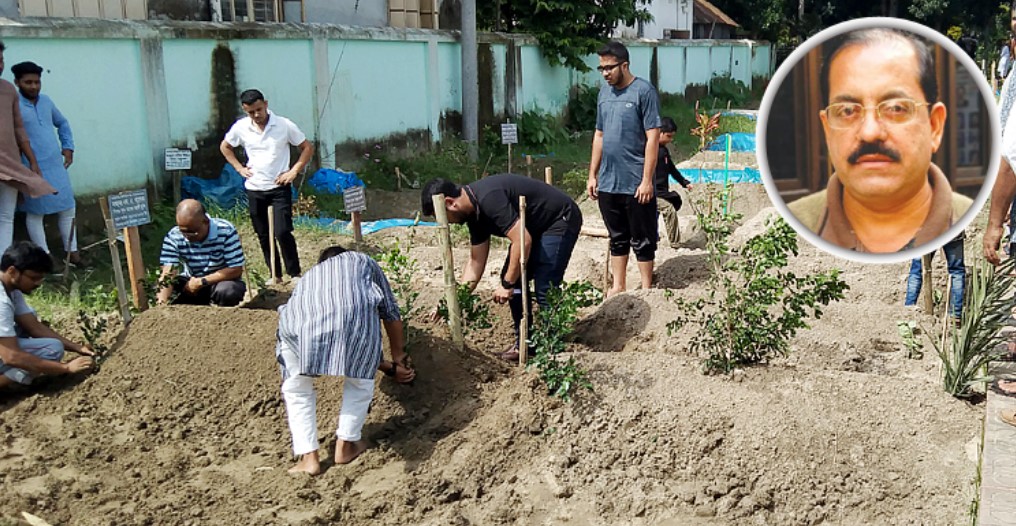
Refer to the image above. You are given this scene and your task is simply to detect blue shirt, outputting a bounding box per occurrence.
[595,77,661,194]
[18,93,75,214]
[160,217,245,277]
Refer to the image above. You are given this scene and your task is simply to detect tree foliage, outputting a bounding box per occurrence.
[478,0,652,71]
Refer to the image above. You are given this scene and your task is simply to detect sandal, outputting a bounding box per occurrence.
[990,379,1016,397]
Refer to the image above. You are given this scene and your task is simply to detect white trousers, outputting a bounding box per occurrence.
[0,183,18,253]
[278,341,375,456]
[26,208,77,253]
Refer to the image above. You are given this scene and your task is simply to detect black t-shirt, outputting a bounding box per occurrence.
[655,145,691,195]
[465,173,582,245]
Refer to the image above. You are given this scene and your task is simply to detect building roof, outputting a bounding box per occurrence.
[694,0,740,27]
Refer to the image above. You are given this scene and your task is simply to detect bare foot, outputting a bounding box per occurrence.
[335,439,370,464]
[999,380,1016,395]
[288,451,321,475]
[605,287,624,299]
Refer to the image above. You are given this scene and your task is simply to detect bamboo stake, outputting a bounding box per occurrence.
[432,194,464,348]
[921,252,934,314]
[396,166,403,192]
[519,195,528,367]
[544,166,552,185]
[526,154,533,178]
[98,198,132,324]
[268,204,279,284]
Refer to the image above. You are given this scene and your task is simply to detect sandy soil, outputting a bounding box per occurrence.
[0,185,983,525]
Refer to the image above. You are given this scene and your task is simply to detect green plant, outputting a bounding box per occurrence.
[528,281,602,400]
[77,310,111,367]
[516,110,567,151]
[566,84,599,132]
[670,190,848,374]
[374,232,422,341]
[709,77,751,108]
[79,283,119,313]
[437,283,493,334]
[897,320,924,360]
[247,267,269,297]
[929,258,1016,398]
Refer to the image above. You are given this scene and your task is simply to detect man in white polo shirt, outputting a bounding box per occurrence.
[220,89,314,280]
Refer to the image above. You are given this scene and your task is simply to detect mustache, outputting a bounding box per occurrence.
[848,142,901,164]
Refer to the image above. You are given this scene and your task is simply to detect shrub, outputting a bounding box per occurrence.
[566,84,599,132]
[528,281,602,400]
[669,187,848,374]
[437,283,493,334]
[931,258,1016,398]
[516,110,567,151]
[374,233,423,342]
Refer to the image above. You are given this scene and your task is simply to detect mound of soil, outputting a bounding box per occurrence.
[0,192,982,526]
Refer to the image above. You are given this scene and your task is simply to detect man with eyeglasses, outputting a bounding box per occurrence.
[587,41,661,296]
[156,199,247,307]
[789,28,971,253]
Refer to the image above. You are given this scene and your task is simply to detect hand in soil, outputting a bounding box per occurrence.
[288,451,321,476]
[335,439,370,464]
[65,356,94,374]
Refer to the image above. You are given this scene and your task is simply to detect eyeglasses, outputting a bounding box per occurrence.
[597,63,623,73]
[179,227,201,238]
[823,98,930,129]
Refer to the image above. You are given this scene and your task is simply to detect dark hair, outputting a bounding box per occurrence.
[240,89,265,106]
[597,41,630,64]
[11,61,43,80]
[660,116,677,133]
[420,178,462,217]
[0,41,5,53]
[1,241,53,274]
[821,28,937,105]
[317,245,348,263]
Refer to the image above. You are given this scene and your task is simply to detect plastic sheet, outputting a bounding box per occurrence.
[676,167,761,184]
[180,164,248,209]
[295,217,438,235]
[705,133,756,152]
[306,168,365,194]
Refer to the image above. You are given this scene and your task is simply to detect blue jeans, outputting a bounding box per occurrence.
[504,230,579,351]
[905,236,965,317]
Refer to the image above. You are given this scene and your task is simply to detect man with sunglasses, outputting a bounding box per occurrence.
[789,28,971,253]
[156,199,247,307]
[587,41,662,296]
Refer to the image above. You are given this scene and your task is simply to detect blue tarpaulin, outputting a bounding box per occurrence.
[676,167,761,184]
[296,217,437,234]
[705,133,756,152]
[307,168,364,194]
[181,164,248,209]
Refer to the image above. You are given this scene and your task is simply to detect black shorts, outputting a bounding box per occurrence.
[597,191,658,262]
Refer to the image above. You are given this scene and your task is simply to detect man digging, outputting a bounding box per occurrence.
[278,246,415,475]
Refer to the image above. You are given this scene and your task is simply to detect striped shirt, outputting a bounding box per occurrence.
[160,217,245,277]
[277,252,401,379]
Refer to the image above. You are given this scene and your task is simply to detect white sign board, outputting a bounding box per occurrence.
[501,123,518,145]
[165,148,192,171]
[343,186,367,213]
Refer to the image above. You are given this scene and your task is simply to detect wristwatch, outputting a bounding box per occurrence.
[501,278,514,290]
[200,277,209,287]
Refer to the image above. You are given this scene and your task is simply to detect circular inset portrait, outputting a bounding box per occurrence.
[758,17,999,263]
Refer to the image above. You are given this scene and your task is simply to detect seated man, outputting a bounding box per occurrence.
[157,199,246,307]
[0,241,93,390]
[279,246,415,475]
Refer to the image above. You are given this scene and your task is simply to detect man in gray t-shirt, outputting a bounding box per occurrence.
[0,241,93,390]
[587,41,662,298]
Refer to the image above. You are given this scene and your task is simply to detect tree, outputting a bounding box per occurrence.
[478,0,653,72]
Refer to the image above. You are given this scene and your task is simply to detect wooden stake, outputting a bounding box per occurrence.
[98,197,132,324]
[237,232,256,301]
[267,205,280,284]
[519,195,529,367]
[544,166,552,185]
[172,170,182,204]
[352,211,363,244]
[395,167,402,192]
[432,194,464,349]
[63,218,76,284]
[921,252,934,314]
[124,226,148,312]
[507,143,513,174]
[526,155,533,178]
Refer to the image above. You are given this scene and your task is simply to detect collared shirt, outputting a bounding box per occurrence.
[18,93,73,166]
[788,164,972,252]
[277,252,401,380]
[160,217,245,277]
[223,110,307,191]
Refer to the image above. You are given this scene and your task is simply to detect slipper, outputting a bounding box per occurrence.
[990,379,1016,397]
[1000,408,1016,428]
[497,349,521,363]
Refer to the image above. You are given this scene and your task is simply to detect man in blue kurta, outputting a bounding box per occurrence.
[11,61,80,265]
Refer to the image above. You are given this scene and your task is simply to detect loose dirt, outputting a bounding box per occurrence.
[0,185,982,525]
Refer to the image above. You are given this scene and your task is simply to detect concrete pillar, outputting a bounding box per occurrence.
[426,37,441,143]
[139,37,171,199]
[312,36,334,168]
[461,0,478,159]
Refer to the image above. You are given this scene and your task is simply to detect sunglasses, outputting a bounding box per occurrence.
[597,63,623,73]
